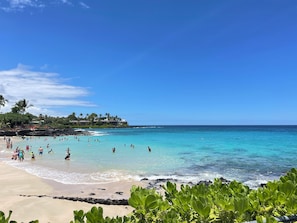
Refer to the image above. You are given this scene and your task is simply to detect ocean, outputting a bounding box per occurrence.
[1,125,297,189]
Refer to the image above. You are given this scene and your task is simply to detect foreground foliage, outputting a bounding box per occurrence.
[125,168,297,223]
[2,168,297,223]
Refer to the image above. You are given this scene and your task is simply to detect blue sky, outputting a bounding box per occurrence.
[0,0,296,125]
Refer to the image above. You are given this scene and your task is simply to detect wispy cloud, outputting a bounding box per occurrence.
[0,0,88,12]
[0,64,95,116]
[0,0,45,12]
[60,0,70,4]
[60,0,72,6]
[79,1,89,9]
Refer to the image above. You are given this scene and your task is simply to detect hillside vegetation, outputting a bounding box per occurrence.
[0,96,128,129]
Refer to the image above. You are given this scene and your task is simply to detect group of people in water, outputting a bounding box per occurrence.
[112,144,152,153]
[5,137,71,161]
[11,147,24,161]
[5,135,151,163]
[10,146,71,161]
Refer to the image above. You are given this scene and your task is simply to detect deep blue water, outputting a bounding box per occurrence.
[2,125,297,188]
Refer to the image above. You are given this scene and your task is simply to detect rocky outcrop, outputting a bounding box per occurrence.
[19,194,129,205]
[0,128,89,136]
[52,196,129,205]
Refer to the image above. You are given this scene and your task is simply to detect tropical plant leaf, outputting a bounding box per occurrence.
[145,194,159,210]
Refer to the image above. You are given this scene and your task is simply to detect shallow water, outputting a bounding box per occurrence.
[2,125,297,188]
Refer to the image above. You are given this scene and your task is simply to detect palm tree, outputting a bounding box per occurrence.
[67,112,77,120]
[0,95,8,112]
[19,99,32,114]
[88,113,98,124]
[12,99,33,114]
[105,113,110,120]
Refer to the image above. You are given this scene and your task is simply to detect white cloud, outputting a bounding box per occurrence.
[0,64,95,116]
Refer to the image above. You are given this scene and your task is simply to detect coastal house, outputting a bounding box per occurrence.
[68,118,127,127]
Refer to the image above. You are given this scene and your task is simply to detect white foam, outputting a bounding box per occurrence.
[243,175,279,189]
[88,131,109,136]
[133,126,162,129]
[144,171,223,185]
[74,128,86,132]
[4,160,140,184]
[90,170,141,183]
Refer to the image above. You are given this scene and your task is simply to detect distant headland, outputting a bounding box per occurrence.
[0,97,129,136]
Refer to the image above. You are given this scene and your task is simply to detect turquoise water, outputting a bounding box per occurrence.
[2,126,297,188]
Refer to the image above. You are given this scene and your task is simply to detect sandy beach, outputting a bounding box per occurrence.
[0,136,145,223]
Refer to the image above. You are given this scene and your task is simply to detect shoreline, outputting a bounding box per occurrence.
[0,136,144,222]
[0,161,137,222]
[43,176,145,201]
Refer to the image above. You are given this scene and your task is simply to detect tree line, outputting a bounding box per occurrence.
[0,95,128,129]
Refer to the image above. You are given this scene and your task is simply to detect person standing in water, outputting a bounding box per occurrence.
[31,151,35,160]
[38,146,43,155]
[65,147,70,160]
